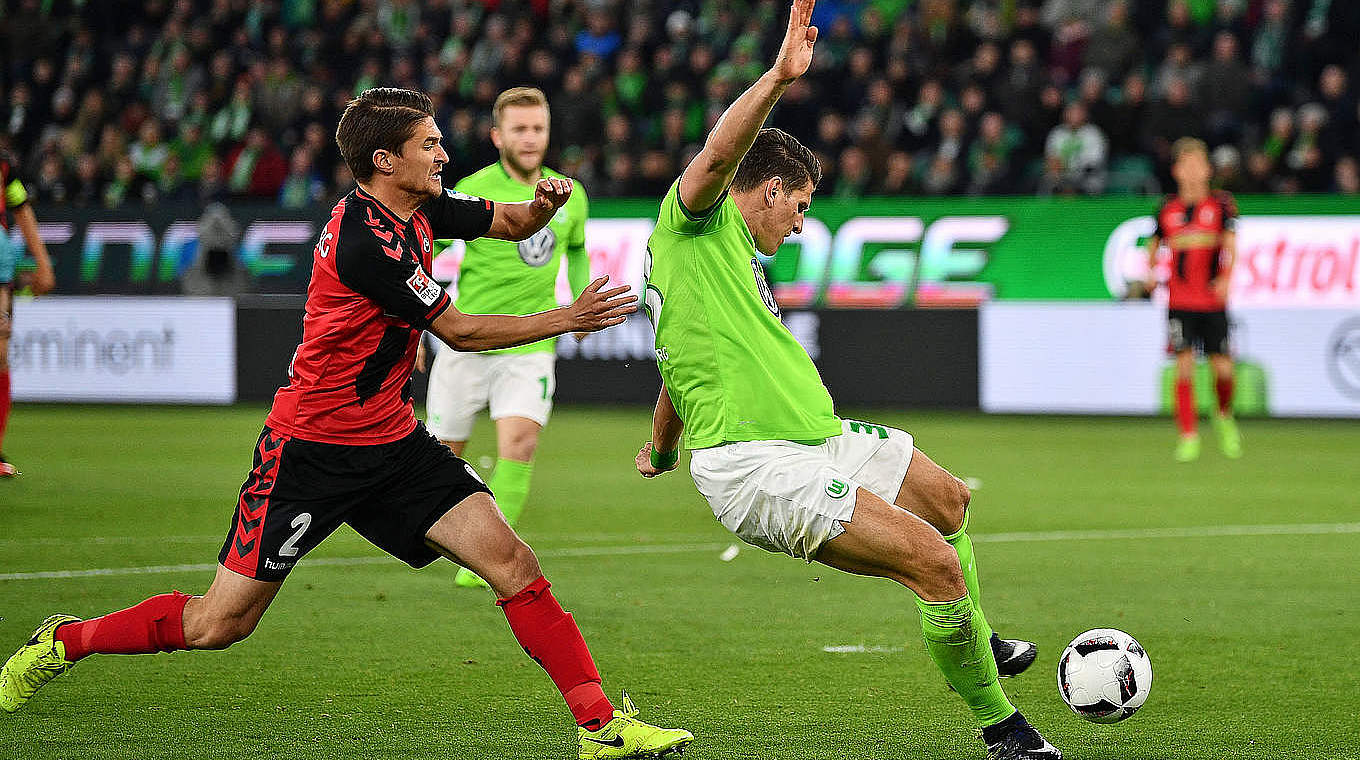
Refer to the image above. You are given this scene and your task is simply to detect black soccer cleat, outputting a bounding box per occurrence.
[982,711,1061,760]
[992,633,1037,678]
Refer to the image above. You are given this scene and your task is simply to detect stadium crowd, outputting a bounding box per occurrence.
[4,0,1360,206]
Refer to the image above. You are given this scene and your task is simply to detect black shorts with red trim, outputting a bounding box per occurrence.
[1168,309,1231,356]
[218,422,491,582]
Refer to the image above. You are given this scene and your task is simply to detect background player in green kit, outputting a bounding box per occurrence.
[632,2,1058,758]
[420,88,590,588]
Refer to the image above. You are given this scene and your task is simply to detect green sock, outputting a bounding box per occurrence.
[942,512,994,640]
[915,595,1015,727]
[488,458,533,527]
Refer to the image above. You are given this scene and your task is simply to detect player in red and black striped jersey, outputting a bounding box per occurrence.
[1144,138,1242,462]
[0,142,57,477]
[3,89,692,757]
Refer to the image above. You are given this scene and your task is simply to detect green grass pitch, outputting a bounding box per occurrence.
[2,405,1358,759]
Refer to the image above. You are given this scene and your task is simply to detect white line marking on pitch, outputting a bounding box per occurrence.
[0,543,732,581]
[2,522,1358,582]
[822,645,905,654]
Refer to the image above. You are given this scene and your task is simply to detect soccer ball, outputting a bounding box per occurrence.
[1056,628,1153,723]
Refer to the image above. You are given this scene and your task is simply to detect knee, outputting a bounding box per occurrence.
[940,477,971,535]
[912,539,967,599]
[502,435,538,462]
[187,614,259,650]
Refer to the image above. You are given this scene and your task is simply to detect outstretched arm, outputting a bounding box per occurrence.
[14,205,54,295]
[429,275,634,352]
[637,383,684,478]
[677,0,818,213]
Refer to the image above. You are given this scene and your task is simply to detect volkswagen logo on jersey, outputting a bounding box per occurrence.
[518,227,556,267]
[751,258,780,317]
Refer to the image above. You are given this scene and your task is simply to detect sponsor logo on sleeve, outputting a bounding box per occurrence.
[406,267,443,306]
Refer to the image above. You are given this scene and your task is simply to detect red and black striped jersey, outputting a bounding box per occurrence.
[1155,191,1237,312]
[266,186,494,444]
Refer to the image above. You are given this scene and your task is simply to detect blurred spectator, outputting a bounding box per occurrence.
[279,149,327,208]
[1041,101,1108,195]
[224,127,287,198]
[1335,156,1360,196]
[5,0,1360,205]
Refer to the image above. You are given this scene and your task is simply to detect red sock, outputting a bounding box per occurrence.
[54,592,191,662]
[498,576,614,728]
[0,370,11,452]
[1215,376,1234,415]
[1175,378,1197,436]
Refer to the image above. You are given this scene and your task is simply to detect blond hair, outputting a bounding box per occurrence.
[493,87,550,128]
[1171,137,1209,164]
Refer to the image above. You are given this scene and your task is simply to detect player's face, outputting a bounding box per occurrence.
[756,179,812,255]
[492,104,549,177]
[1173,150,1211,189]
[392,116,449,199]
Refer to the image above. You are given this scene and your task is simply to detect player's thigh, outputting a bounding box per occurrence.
[892,447,970,536]
[487,351,555,429]
[423,491,542,598]
[690,439,860,562]
[345,424,495,573]
[1204,311,1232,358]
[0,284,12,366]
[814,487,965,602]
[426,348,490,442]
[217,428,359,583]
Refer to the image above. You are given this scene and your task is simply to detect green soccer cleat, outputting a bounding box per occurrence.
[1213,414,1243,459]
[0,614,80,713]
[578,692,693,759]
[454,567,491,589]
[1174,434,1201,463]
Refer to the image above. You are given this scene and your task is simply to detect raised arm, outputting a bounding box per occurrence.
[678,0,818,213]
[484,176,573,241]
[428,275,634,352]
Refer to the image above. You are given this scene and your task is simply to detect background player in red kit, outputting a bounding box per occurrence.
[0,89,692,759]
[0,138,58,477]
[1145,137,1242,463]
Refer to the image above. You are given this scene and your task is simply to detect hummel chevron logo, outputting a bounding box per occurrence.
[581,736,625,748]
[234,535,256,556]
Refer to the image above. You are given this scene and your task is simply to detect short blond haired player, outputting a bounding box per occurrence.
[1144,137,1242,462]
[419,88,592,588]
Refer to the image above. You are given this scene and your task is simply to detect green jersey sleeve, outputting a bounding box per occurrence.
[657,180,727,236]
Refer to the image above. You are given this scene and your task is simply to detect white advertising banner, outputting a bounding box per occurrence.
[9,297,236,403]
[981,302,1360,417]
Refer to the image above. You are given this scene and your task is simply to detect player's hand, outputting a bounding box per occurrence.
[636,441,678,478]
[30,268,56,296]
[1211,275,1230,301]
[414,339,428,373]
[565,275,637,333]
[531,177,573,212]
[771,0,818,84]
[1142,276,1158,297]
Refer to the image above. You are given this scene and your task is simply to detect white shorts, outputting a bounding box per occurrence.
[425,347,556,441]
[689,419,915,561]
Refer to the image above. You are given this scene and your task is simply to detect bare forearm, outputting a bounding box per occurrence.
[701,72,790,175]
[485,199,555,241]
[15,206,51,272]
[430,307,571,352]
[651,384,684,452]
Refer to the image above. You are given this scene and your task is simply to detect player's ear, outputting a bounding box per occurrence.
[490,127,503,151]
[372,149,394,175]
[767,177,782,207]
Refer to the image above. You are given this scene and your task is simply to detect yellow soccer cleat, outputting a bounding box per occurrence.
[1213,414,1243,459]
[0,614,80,713]
[454,567,491,589]
[1174,434,1201,463]
[578,692,693,759]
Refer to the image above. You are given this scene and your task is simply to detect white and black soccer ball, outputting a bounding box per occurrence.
[1057,628,1153,723]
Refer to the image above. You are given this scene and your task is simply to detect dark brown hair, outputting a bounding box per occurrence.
[731,128,821,193]
[336,88,434,182]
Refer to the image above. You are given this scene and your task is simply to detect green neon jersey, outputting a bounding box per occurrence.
[644,181,840,449]
[435,163,590,354]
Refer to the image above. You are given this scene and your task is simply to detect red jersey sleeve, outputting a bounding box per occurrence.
[333,208,452,330]
[421,188,494,241]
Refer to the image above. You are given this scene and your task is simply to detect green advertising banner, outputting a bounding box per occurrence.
[13,196,1360,305]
